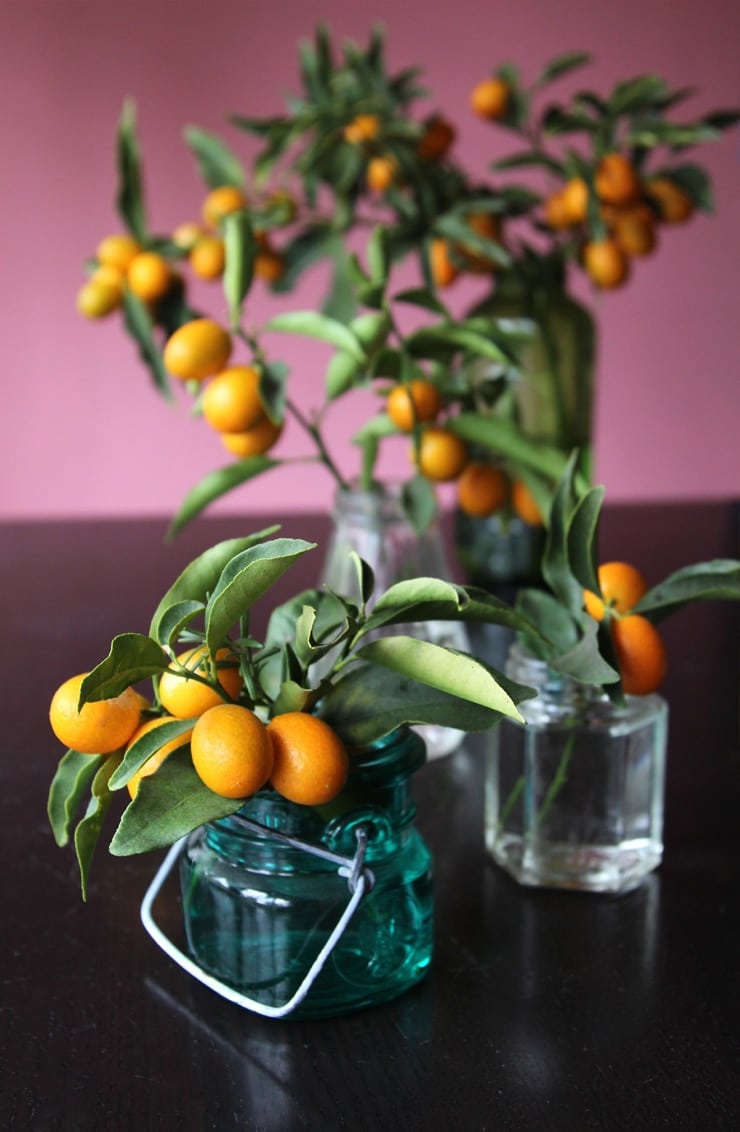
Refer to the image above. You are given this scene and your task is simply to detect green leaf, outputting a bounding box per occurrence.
[322,239,358,323]
[150,530,280,640]
[272,680,314,715]
[401,475,438,536]
[491,151,566,176]
[349,311,391,353]
[122,290,173,401]
[258,359,288,424]
[153,599,205,650]
[536,52,592,85]
[448,415,568,481]
[352,413,398,445]
[567,485,605,594]
[369,347,403,379]
[320,665,520,749]
[263,311,366,361]
[325,351,364,400]
[392,287,450,316]
[628,121,721,148]
[549,617,620,686]
[80,634,170,703]
[205,538,317,655]
[223,210,256,328]
[270,224,334,294]
[166,459,280,539]
[109,716,196,790]
[514,588,579,658]
[116,99,147,242]
[363,581,540,640]
[356,636,525,722]
[110,749,242,855]
[609,74,670,116]
[634,559,740,622]
[48,751,105,847]
[406,323,511,364]
[75,754,122,899]
[367,226,390,283]
[184,126,246,190]
[541,451,584,615]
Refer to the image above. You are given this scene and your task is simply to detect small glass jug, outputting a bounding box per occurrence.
[180,726,433,1018]
[486,641,668,894]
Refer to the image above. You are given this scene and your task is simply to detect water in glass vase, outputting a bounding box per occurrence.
[180,727,434,1018]
[486,642,668,894]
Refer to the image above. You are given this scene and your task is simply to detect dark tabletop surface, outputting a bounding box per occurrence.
[1,502,738,1132]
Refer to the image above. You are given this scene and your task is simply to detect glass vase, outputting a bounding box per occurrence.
[320,482,469,759]
[180,726,433,1019]
[486,641,668,895]
[456,263,596,591]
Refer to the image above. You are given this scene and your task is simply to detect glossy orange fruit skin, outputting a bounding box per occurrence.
[511,480,543,526]
[645,178,695,224]
[386,379,442,432]
[583,238,630,289]
[202,186,247,229]
[612,615,667,696]
[429,238,458,288]
[457,462,508,517]
[49,674,141,755]
[162,318,233,382]
[584,561,649,621]
[470,77,510,120]
[191,704,273,799]
[594,153,641,206]
[267,712,349,806]
[416,427,468,482]
[158,646,242,719]
[221,416,283,458]
[202,365,265,434]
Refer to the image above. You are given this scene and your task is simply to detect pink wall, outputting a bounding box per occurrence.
[2,0,738,520]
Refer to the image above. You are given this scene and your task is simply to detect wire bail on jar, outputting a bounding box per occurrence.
[140,821,375,1019]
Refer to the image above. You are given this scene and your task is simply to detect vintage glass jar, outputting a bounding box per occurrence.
[180,726,433,1018]
[486,641,668,894]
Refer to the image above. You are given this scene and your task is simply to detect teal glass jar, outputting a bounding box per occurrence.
[180,726,433,1018]
[486,642,668,894]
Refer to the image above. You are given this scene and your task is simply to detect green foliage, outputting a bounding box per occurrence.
[513,455,740,694]
[48,531,542,892]
[116,100,147,243]
[184,126,246,190]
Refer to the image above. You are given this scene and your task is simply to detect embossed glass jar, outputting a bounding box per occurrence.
[180,726,433,1018]
[486,641,668,894]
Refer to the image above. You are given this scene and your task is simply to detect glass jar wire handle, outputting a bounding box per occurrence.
[139,824,374,1019]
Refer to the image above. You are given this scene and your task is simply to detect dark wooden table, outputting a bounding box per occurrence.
[2,503,738,1132]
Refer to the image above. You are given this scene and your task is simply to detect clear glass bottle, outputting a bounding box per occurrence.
[486,641,668,894]
[180,726,433,1018]
[320,482,469,759]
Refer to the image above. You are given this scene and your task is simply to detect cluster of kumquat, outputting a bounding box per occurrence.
[465,61,736,292]
[542,152,697,290]
[49,648,348,807]
[428,210,506,290]
[76,233,178,320]
[75,182,290,324]
[582,561,667,695]
[161,317,283,459]
[382,376,544,525]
